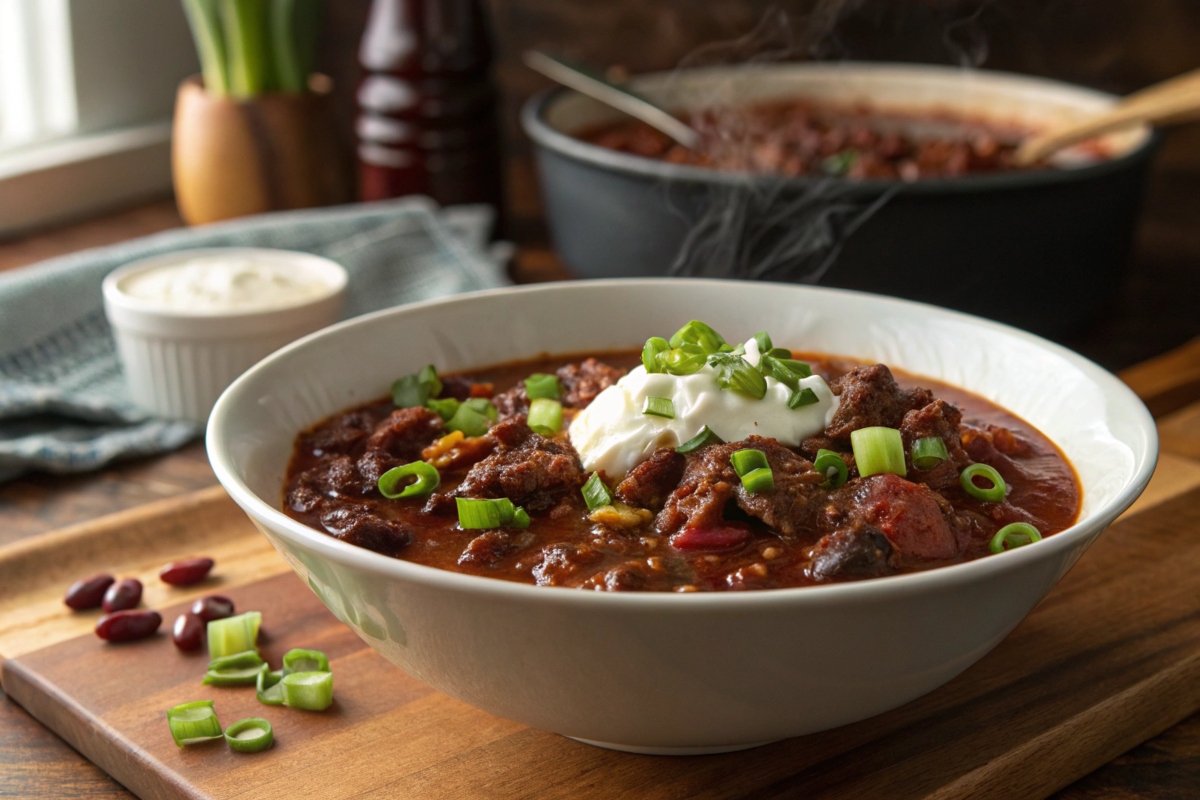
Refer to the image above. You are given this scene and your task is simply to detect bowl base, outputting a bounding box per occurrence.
[566,736,778,755]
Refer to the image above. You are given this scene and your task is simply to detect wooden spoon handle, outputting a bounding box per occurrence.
[1016,68,1200,165]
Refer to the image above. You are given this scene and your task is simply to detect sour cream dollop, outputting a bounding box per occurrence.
[569,338,839,479]
[118,254,336,313]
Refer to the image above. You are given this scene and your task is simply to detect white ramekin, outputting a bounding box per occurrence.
[103,247,347,423]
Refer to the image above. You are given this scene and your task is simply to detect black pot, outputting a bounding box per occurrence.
[522,63,1159,336]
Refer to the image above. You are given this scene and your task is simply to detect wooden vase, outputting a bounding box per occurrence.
[172,75,347,225]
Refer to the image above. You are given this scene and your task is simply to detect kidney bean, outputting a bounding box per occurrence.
[64,574,115,610]
[102,578,143,613]
[190,595,234,623]
[95,610,162,643]
[159,557,215,586]
[172,613,205,651]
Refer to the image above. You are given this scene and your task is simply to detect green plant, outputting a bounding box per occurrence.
[182,0,322,97]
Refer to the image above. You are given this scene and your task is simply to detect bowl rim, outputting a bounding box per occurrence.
[521,61,1161,195]
[207,278,1159,609]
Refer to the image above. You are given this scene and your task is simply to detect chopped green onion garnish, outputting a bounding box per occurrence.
[764,347,792,359]
[425,396,460,421]
[392,365,442,408]
[207,611,261,659]
[446,404,490,437]
[663,347,706,375]
[528,398,564,435]
[524,373,561,400]
[207,650,264,671]
[669,320,726,354]
[676,426,723,454]
[642,337,670,373]
[378,461,440,499]
[223,717,274,753]
[730,448,769,476]
[167,700,223,747]
[708,352,767,400]
[282,648,330,675]
[256,665,284,706]
[912,437,950,470]
[814,449,848,489]
[281,671,334,711]
[462,397,499,420]
[753,331,773,353]
[455,497,527,530]
[740,467,775,494]
[989,522,1042,554]
[642,396,675,419]
[788,388,819,409]
[851,427,907,478]
[581,473,613,511]
[961,463,1007,502]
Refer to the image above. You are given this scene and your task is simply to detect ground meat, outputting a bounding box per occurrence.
[579,559,677,592]
[318,505,411,555]
[616,448,686,511]
[807,525,894,581]
[530,543,604,586]
[843,473,959,560]
[356,407,444,486]
[825,365,933,446]
[453,417,584,511]
[490,383,528,418]
[900,399,971,490]
[458,530,535,568]
[656,436,822,539]
[557,358,626,409]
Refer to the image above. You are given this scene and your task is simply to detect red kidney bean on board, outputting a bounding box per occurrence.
[64,574,115,610]
[159,557,215,586]
[191,595,234,623]
[172,613,205,651]
[95,610,162,643]
[102,578,143,613]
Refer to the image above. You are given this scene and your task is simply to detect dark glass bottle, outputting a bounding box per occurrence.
[356,0,503,211]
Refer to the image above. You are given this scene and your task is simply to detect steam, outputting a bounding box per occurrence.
[943,1,995,68]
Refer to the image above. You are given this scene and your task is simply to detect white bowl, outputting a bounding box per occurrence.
[104,247,346,423]
[207,279,1157,754]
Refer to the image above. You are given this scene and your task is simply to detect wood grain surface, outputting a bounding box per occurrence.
[3,470,1200,799]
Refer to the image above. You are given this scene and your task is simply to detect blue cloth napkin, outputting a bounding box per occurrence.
[0,197,510,482]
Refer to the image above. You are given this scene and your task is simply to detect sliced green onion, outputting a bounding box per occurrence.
[730,448,768,476]
[167,700,223,747]
[392,365,442,408]
[788,388,819,409]
[224,717,274,753]
[663,347,706,375]
[642,337,670,373]
[512,507,531,529]
[642,396,675,419]
[669,320,726,353]
[425,397,460,421]
[207,650,264,671]
[446,405,489,437]
[581,473,612,511]
[709,352,767,400]
[989,522,1042,554]
[814,449,849,489]
[282,648,330,675]
[753,331,773,353]
[281,671,334,711]
[378,461,440,499]
[207,611,261,659]
[961,463,1007,502]
[463,397,499,420]
[676,426,723,454]
[764,347,792,359]
[740,467,775,494]
[203,664,264,687]
[256,665,284,706]
[528,398,563,435]
[455,497,526,530]
[524,373,560,400]
[912,437,950,470]
[851,427,907,478]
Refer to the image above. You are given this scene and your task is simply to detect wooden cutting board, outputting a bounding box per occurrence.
[3,453,1200,800]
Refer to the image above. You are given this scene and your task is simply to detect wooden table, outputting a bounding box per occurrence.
[1,200,1200,797]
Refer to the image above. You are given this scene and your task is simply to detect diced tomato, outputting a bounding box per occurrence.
[671,522,752,552]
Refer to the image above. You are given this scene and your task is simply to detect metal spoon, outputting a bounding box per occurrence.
[523,51,703,150]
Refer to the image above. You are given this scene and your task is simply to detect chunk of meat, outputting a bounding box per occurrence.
[807,525,894,581]
[287,454,364,512]
[844,473,959,560]
[616,448,685,511]
[357,407,444,486]
[579,559,675,592]
[301,409,376,455]
[458,530,534,568]
[557,358,626,409]
[899,399,970,490]
[531,543,604,586]
[453,417,584,511]
[318,505,411,555]
[825,365,933,445]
